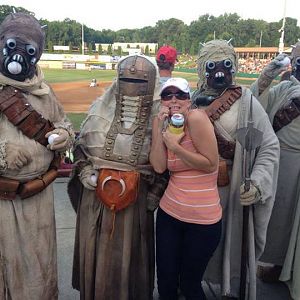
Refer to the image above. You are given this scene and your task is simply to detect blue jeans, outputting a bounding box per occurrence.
[156,208,222,300]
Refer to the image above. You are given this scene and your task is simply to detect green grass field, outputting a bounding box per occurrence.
[42,68,258,86]
[41,68,266,130]
[67,113,86,131]
[42,69,117,130]
[43,68,117,83]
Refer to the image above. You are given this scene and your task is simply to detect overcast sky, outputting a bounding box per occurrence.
[3,0,299,31]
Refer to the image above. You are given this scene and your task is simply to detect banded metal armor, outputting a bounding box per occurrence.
[77,54,160,170]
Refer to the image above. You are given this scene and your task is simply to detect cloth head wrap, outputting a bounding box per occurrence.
[0,12,45,81]
[196,39,237,96]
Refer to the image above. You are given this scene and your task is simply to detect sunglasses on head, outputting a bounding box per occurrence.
[161,91,190,101]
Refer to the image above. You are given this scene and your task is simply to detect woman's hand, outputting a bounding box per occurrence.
[162,130,185,152]
[157,106,170,131]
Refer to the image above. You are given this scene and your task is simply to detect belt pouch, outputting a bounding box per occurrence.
[217,159,230,187]
[95,169,140,212]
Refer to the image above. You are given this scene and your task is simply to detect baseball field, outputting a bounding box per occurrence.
[44,68,258,129]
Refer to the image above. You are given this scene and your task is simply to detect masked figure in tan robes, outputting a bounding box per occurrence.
[191,39,280,299]
[0,12,74,300]
[68,54,165,300]
[251,42,300,300]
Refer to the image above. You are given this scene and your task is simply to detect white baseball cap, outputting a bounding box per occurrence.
[160,77,191,96]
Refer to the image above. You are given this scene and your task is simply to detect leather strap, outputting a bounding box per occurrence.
[204,86,242,159]
[273,98,300,132]
[205,85,242,122]
[0,155,61,200]
[0,86,55,146]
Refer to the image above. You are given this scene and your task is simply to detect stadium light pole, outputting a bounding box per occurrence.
[278,0,287,53]
[82,23,84,55]
[259,30,263,47]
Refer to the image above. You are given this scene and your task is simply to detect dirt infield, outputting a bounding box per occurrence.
[52,80,198,113]
[51,81,112,113]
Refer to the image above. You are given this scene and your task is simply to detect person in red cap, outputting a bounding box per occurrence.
[156,45,178,85]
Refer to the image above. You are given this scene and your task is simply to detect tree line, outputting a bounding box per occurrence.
[1,4,300,55]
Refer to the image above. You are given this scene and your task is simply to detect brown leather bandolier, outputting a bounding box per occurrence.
[0,86,60,200]
[205,85,242,186]
[205,85,242,159]
[272,97,300,132]
[205,85,242,123]
[0,86,55,146]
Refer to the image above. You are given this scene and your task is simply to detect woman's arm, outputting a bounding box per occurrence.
[149,108,169,173]
[163,109,219,173]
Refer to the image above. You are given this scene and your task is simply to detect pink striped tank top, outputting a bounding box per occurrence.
[160,127,222,225]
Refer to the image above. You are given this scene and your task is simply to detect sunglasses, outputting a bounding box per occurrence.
[161,92,190,101]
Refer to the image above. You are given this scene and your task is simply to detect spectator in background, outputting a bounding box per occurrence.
[155,45,179,213]
[156,45,178,85]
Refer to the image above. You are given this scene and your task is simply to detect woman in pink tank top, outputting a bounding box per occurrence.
[150,77,222,300]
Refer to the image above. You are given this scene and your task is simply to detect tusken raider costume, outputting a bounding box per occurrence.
[0,12,74,300]
[192,39,280,299]
[251,41,300,300]
[68,54,167,300]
